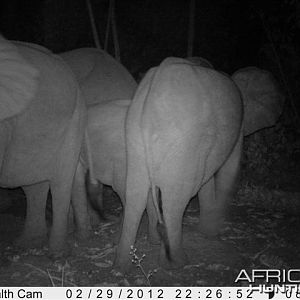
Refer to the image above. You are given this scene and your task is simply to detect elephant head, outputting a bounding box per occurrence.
[0,35,39,121]
[71,99,130,228]
[232,67,284,136]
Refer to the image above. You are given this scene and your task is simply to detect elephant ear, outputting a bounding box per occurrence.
[0,35,39,121]
[232,67,284,136]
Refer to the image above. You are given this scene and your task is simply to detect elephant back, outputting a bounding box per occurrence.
[136,57,243,181]
[60,48,137,106]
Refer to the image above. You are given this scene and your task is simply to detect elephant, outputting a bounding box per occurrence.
[232,66,284,136]
[59,48,137,223]
[59,48,137,106]
[73,100,130,215]
[72,99,164,248]
[114,57,284,271]
[0,36,89,255]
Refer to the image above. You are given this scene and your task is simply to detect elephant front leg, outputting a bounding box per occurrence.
[49,146,82,255]
[49,179,73,256]
[15,181,49,248]
[48,99,85,256]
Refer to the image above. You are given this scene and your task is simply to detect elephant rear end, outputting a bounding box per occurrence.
[141,58,243,267]
[116,57,243,271]
[141,58,243,195]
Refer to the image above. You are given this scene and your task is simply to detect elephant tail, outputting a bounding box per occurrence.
[151,185,171,261]
[83,130,106,220]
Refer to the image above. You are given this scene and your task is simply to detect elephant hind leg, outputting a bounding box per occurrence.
[158,187,190,269]
[114,171,149,272]
[155,187,171,260]
[146,185,169,247]
[198,176,219,236]
[50,172,76,256]
[15,181,49,248]
[146,190,160,245]
[199,132,243,236]
[147,186,171,256]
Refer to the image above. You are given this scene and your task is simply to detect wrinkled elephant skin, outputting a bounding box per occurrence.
[0,37,87,254]
[60,48,137,106]
[115,57,244,271]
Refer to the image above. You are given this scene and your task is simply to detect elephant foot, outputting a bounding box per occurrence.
[198,218,223,237]
[75,228,92,244]
[14,231,47,249]
[48,244,71,261]
[199,211,225,237]
[159,247,187,270]
[88,209,103,227]
[113,256,132,275]
[109,215,123,245]
[48,231,72,260]
[148,229,160,245]
[111,227,121,246]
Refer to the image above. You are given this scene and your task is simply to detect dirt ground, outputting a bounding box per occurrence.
[0,133,299,287]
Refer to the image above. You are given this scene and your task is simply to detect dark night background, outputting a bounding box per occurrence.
[1,0,300,118]
[1,0,300,287]
[0,0,299,80]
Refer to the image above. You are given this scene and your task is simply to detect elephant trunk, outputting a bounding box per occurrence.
[85,169,106,220]
[82,130,105,219]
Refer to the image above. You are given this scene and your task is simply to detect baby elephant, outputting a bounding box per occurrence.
[86,99,130,205]
[71,99,130,228]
